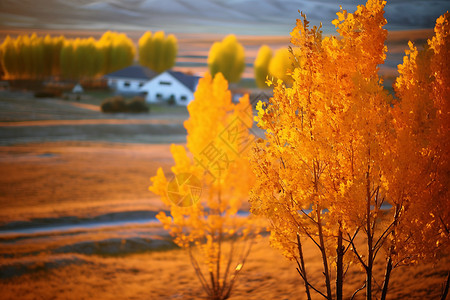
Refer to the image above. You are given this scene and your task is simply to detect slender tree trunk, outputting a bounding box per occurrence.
[318,208,333,300]
[210,271,217,299]
[366,170,373,300]
[380,256,393,300]
[336,225,344,300]
[297,234,312,300]
[313,160,332,300]
[441,271,450,300]
[366,241,373,300]
[216,183,222,298]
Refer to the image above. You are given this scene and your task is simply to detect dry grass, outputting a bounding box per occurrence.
[0,141,448,299]
[0,142,173,223]
[0,236,448,299]
[0,93,448,299]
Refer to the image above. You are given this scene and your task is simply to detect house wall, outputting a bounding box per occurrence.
[107,78,147,94]
[140,72,194,106]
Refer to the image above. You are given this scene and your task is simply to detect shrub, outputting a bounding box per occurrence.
[127,96,149,113]
[100,95,150,113]
[101,96,127,113]
[34,89,62,98]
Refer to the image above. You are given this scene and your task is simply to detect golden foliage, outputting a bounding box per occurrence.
[149,73,260,299]
[0,31,135,80]
[0,34,64,79]
[98,31,135,74]
[138,31,178,73]
[60,38,105,79]
[208,35,245,83]
[248,0,446,298]
[251,2,449,298]
[251,0,390,260]
[389,11,450,263]
[268,48,294,85]
[253,45,273,88]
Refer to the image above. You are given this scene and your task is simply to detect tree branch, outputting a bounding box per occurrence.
[344,227,360,255]
[188,247,212,297]
[351,283,366,300]
[296,268,328,299]
[347,232,368,270]
[297,233,312,300]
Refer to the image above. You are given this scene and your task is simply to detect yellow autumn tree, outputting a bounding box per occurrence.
[381,12,450,298]
[208,35,245,83]
[268,48,294,85]
[98,31,135,74]
[0,31,135,80]
[42,34,64,78]
[138,31,178,73]
[149,73,260,300]
[253,45,272,88]
[248,1,425,299]
[60,38,105,80]
[0,34,65,79]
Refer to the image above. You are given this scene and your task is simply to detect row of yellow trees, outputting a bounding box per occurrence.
[1,34,65,79]
[254,45,295,87]
[0,30,292,85]
[0,31,178,80]
[208,34,295,86]
[0,32,135,80]
[150,1,449,299]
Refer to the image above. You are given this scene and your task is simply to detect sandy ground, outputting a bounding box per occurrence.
[0,92,449,299]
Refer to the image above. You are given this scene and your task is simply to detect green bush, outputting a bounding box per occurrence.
[127,96,149,113]
[101,95,150,113]
[101,96,127,113]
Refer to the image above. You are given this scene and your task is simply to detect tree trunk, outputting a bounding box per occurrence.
[441,271,450,300]
[366,169,373,300]
[380,256,393,300]
[318,208,333,300]
[336,226,344,300]
[297,234,312,300]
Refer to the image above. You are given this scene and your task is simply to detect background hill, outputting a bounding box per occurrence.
[0,0,449,35]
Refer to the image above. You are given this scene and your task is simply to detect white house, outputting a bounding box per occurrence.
[104,65,158,94]
[104,66,199,106]
[139,71,200,106]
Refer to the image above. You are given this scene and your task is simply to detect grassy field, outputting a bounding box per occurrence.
[0,90,448,299]
[1,234,448,300]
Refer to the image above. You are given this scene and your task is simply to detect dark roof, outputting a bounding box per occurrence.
[104,65,158,80]
[168,71,200,92]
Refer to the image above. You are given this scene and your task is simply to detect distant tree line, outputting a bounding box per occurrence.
[207,35,295,86]
[254,45,295,88]
[60,32,135,80]
[1,34,64,80]
[0,32,135,80]
[1,31,292,87]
